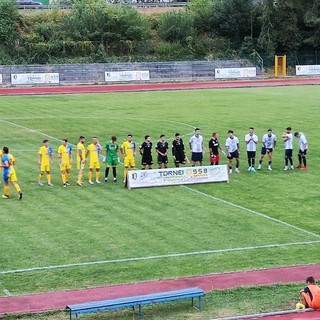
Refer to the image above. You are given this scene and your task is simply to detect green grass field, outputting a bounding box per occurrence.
[0,86,320,300]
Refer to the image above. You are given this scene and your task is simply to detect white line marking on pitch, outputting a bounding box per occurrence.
[0,119,61,142]
[0,240,319,275]
[182,185,320,239]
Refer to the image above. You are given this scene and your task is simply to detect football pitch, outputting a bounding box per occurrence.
[0,86,320,297]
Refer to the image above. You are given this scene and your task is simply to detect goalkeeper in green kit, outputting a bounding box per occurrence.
[104,136,120,182]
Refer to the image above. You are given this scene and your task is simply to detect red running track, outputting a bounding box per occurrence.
[1,263,320,317]
[0,78,319,96]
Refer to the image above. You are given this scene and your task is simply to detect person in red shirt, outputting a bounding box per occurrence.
[300,276,320,310]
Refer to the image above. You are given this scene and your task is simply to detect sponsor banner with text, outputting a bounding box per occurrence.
[105,70,150,82]
[215,67,256,79]
[0,74,2,85]
[127,165,229,189]
[11,73,59,85]
[296,65,320,76]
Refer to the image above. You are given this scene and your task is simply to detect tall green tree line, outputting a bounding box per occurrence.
[1,0,320,65]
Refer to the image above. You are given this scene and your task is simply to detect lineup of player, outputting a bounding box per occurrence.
[1,126,308,196]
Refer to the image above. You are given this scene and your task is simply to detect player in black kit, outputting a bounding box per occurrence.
[172,133,186,167]
[208,132,224,165]
[155,134,169,169]
[139,135,153,170]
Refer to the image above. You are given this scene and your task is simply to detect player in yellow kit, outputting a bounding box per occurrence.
[76,136,86,186]
[38,139,53,186]
[57,139,72,187]
[120,134,136,183]
[86,137,103,185]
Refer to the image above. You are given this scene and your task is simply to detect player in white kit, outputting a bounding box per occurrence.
[258,129,277,171]
[282,127,294,170]
[245,127,258,172]
[294,131,308,170]
[189,128,204,166]
[225,130,240,174]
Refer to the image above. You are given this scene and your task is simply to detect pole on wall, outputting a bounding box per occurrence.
[274,55,287,77]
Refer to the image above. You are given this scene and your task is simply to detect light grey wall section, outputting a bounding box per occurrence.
[0,60,261,86]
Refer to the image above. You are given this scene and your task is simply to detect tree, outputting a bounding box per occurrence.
[0,0,20,50]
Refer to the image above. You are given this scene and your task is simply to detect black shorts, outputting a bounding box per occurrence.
[191,152,203,162]
[141,155,153,165]
[298,149,307,156]
[158,155,168,164]
[285,149,293,158]
[227,150,239,159]
[247,151,256,158]
[261,147,273,155]
[174,152,186,164]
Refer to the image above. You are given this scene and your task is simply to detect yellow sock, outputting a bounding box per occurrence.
[78,174,82,182]
[61,173,66,184]
[4,185,9,196]
[39,174,43,181]
[14,183,21,193]
[124,167,128,179]
[47,174,51,183]
[96,171,100,181]
[88,171,93,181]
[65,173,70,182]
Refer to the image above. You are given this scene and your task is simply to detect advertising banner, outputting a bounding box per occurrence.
[11,73,59,85]
[105,70,150,82]
[127,165,229,189]
[0,74,2,85]
[296,65,320,76]
[215,67,256,79]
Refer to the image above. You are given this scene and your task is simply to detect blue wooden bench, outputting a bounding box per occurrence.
[66,287,205,320]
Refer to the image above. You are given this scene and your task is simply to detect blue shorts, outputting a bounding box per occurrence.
[191,152,203,162]
[3,170,9,183]
[228,150,239,159]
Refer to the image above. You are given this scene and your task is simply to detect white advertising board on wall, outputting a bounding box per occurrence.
[215,67,256,79]
[127,165,229,189]
[296,65,320,76]
[105,70,150,82]
[11,73,59,85]
[0,74,2,85]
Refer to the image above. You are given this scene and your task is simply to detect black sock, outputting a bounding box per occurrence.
[112,167,117,178]
[105,167,109,178]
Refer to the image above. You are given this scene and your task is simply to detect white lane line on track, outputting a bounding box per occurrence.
[1,240,319,275]
[182,185,320,239]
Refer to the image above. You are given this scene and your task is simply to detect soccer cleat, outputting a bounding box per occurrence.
[229,169,232,174]
[290,165,295,170]
[89,180,94,185]
[123,178,126,183]
[113,178,117,182]
[65,182,71,186]
[96,180,100,184]
[47,182,54,186]
[284,166,288,171]
[38,182,44,186]
[104,178,108,183]
[268,165,272,171]
[300,166,307,171]
[235,168,240,173]
[63,183,67,188]
[295,164,302,168]
[251,167,256,173]
[19,192,22,200]
[258,164,262,170]
[2,194,9,199]
[77,181,83,186]
[247,167,252,172]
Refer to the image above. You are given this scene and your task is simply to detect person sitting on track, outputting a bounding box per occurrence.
[299,276,320,310]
